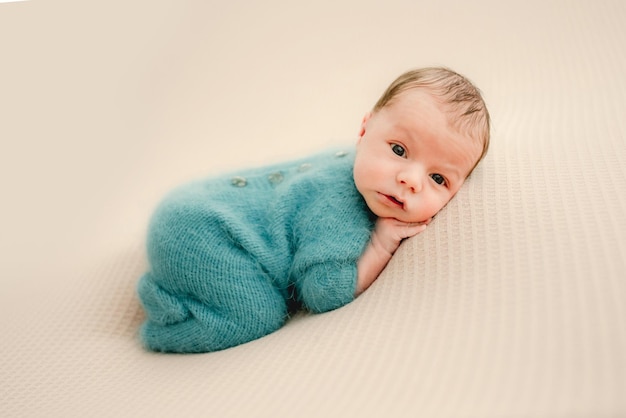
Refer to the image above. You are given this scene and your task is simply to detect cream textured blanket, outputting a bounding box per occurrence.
[1,1,624,417]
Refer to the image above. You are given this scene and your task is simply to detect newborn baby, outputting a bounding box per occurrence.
[137,67,491,353]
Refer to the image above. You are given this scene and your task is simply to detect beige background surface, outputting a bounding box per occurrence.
[1,1,625,417]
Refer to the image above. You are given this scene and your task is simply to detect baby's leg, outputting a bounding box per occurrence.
[139,269,287,353]
[137,190,288,353]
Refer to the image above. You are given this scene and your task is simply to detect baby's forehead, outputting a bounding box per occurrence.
[400,88,486,149]
[387,88,461,129]
[392,89,485,170]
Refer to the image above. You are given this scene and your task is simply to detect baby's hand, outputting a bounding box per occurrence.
[356,217,431,295]
[371,217,431,256]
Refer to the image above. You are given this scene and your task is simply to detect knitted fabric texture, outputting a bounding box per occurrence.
[137,149,375,353]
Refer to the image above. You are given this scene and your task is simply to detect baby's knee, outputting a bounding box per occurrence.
[246,298,288,335]
[232,299,288,349]
[223,284,288,332]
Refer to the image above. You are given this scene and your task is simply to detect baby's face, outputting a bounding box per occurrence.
[353,89,483,223]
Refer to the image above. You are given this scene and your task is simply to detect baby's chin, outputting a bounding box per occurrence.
[391,211,435,225]
[373,211,431,225]
[395,217,431,225]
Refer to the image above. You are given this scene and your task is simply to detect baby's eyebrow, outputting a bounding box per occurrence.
[438,164,462,181]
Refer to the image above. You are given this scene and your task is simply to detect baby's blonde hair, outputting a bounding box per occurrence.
[374,67,491,172]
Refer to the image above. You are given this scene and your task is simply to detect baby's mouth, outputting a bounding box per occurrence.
[385,194,404,208]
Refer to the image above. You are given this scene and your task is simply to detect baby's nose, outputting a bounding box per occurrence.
[399,168,423,193]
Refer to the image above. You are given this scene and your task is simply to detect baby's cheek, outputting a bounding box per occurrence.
[420,200,445,222]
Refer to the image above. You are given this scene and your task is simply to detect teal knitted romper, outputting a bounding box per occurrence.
[137,149,376,353]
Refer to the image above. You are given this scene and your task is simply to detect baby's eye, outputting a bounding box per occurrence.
[430,173,446,186]
[391,144,406,157]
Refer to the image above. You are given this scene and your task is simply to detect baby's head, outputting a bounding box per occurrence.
[353,67,491,223]
[372,67,490,167]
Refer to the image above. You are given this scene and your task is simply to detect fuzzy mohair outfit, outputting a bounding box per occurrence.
[137,149,376,353]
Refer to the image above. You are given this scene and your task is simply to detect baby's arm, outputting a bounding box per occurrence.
[355,217,429,295]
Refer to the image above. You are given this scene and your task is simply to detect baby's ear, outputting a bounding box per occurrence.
[358,112,372,139]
